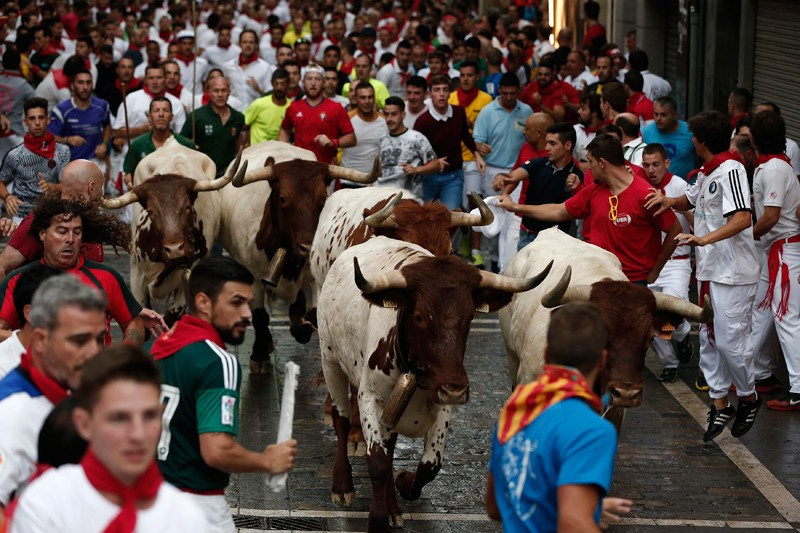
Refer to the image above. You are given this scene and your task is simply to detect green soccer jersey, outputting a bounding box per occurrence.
[154,338,241,491]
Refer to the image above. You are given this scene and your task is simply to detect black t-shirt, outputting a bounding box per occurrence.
[520,156,583,233]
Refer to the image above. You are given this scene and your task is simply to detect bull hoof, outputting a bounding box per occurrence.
[394,470,419,501]
[249,359,271,374]
[389,513,404,528]
[331,491,355,507]
[347,439,367,457]
[289,321,315,344]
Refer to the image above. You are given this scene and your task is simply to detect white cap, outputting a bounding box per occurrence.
[176,29,194,41]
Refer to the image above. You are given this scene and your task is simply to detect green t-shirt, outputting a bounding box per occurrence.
[154,339,242,491]
[180,104,245,175]
[342,78,390,109]
[244,94,290,145]
[122,132,196,176]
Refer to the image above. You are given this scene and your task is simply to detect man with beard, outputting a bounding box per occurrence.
[519,59,567,122]
[244,69,291,145]
[149,256,297,531]
[585,55,617,96]
[574,93,603,167]
[96,56,141,117]
[279,67,355,164]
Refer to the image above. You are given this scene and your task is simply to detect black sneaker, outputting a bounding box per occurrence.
[755,375,781,393]
[677,337,694,363]
[695,373,709,391]
[731,394,762,438]
[658,367,679,383]
[703,403,736,442]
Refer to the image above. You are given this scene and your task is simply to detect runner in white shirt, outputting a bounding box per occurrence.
[10,345,207,532]
[341,82,388,187]
[0,276,107,510]
[616,113,647,166]
[376,40,412,98]
[402,75,429,129]
[646,110,761,442]
[563,51,597,91]
[163,60,195,113]
[259,25,285,66]
[223,29,273,111]
[641,144,694,382]
[572,93,602,167]
[202,26,241,69]
[173,31,209,95]
[747,111,800,411]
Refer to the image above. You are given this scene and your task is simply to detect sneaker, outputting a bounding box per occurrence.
[676,337,694,363]
[490,260,500,274]
[468,251,485,268]
[695,373,709,391]
[658,367,679,383]
[703,403,736,442]
[755,375,782,393]
[731,394,762,438]
[767,392,800,411]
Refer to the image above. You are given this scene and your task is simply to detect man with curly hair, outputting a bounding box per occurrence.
[0,194,147,346]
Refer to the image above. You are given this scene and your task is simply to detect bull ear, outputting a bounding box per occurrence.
[264,156,275,168]
[359,290,409,309]
[472,288,514,313]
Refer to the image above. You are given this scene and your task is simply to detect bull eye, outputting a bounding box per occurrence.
[279,195,288,206]
[413,311,424,325]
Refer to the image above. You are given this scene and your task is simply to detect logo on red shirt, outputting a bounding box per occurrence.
[613,214,632,227]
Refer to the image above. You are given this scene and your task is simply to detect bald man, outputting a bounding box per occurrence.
[0,159,106,280]
[615,112,646,166]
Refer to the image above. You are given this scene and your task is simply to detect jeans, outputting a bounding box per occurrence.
[517,229,538,251]
[423,169,464,210]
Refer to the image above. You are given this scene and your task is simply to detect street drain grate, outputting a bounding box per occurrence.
[232,515,324,530]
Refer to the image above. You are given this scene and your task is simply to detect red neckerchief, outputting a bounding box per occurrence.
[655,171,674,194]
[165,84,183,98]
[50,38,65,51]
[699,150,743,176]
[115,77,141,93]
[142,84,165,99]
[730,112,748,131]
[340,58,354,76]
[150,315,224,360]
[38,45,60,57]
[1,69,24,78]
[23,131,57,160]
[358,46,376,59]
[455,86,479,108]
[52,68,71,90]
[311,34,324,44]
[19,350,69,404]
[127,43,140,52]
[497,364,602,444]
[175,52,195,64]
[391,58,411,85]
[239,52,259,67]
[158,30,172,42]
[297,58,309,67]
[217,43,231,50]
[201,92,210,105]
[270,39,282,48]
[287,86,301,99]
[81,448,163,533]
[756,153,792,166]
[580,122,602,134]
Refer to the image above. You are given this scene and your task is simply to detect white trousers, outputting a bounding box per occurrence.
[648,258,692,368]
[751,242,800,393]
[479,164,516,273]
[184,493,236,533]
[699,281,757,399]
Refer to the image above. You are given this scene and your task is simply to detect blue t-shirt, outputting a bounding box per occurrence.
[472,98,532,168]
[641,120,697,181]
[48,96,111,160]
[488,398,617,532]
[484,73,503,98]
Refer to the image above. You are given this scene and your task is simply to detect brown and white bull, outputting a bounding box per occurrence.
[102,137,245,323]
[218,140,379,371]
[500,228,712,407]
[319,237,552,532]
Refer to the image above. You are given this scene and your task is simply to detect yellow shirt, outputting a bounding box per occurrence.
[342,78,390,109]
[283,22,312,46]
[449,90,493,162]
[244,94,291,145]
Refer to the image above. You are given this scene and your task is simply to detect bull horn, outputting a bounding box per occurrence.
[449,192,494,228]
[327,156,380,184]
[653,291,714,323]
[541,266,593,308]
[353,257,407,293]
[234,161,274,187]
[101,190,139,210]
[364,192,402,229]
[195,151,247,191]
[478,260,553,292]
[262,248,287,287]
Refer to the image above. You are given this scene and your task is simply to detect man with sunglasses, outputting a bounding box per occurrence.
[497,133,680,285]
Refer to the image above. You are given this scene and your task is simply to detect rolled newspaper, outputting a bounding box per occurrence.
[266,361,300,493]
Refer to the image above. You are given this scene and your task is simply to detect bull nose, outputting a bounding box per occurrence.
[438,384,469,405]
[609,386,643,407]
[296,242,312,257]
[162,242,187,260]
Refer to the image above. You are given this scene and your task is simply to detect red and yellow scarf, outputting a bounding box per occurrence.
[497,364,602,444]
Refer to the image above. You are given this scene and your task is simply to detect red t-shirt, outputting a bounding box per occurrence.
[583,22,607,48]
[513,145,548,204]
[0,257,142,344]
[519,80,567,114]
[578,162,648,245]
[280,97,354,164]
[564,175,677,282]
[626,92,654,121]
[9,213,104,263]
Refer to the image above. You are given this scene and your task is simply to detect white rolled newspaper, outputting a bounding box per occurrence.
[266,361,300,493]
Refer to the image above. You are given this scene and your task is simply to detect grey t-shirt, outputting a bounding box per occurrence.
[378,128,437,198]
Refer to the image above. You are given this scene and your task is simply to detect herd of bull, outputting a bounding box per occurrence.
[99,140,715,532]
